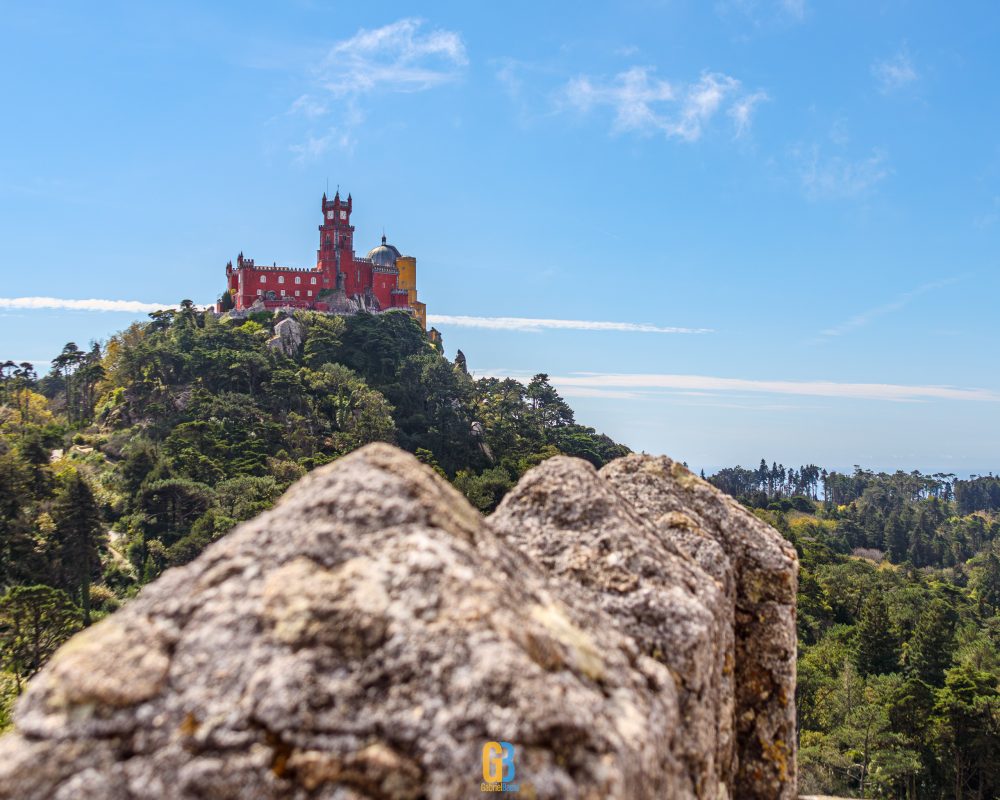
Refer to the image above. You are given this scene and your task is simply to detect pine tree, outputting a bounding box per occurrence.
[0,584,79,689]
[50,473,102,626]
[907,598,957,687]
[855,593,899,675]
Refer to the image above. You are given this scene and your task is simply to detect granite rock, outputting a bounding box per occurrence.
[0,445,797,799]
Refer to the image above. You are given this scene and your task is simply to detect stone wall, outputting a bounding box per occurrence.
[0,444,797,799]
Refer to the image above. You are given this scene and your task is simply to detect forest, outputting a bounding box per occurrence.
[0,305,997,798]
[0,305,627,722]
[708,462,1000,798]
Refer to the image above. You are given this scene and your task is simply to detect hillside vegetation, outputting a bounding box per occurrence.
[0,306,627,724]
[708,464,1000,799]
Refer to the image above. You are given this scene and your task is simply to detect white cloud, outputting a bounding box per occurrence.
[818,279,958,338]
[426,314,712,334]
[780,0,806,20]
[796,144,890,199]
[0,300,707,334]
[0,296,172,313]
[318,18,466,96]
[289,127,355,161]
[728,90,769,137]
[564,68,766,141]
[521,372,999,403]
[289,18,466,158]
[289,94,328,119]
[872,50,918,94]
[565,67,675,135]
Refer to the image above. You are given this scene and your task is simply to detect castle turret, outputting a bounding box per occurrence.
[318,192,356,293]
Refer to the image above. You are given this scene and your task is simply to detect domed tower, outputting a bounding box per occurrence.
[367,234,425,329]
[366,235,401,268]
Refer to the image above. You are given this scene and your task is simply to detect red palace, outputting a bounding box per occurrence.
[220,191,427,329]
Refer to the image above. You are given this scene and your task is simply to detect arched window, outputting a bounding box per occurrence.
[311,276,317,285]
[278,276,285,284]
[295,276,301,284]
[259,275,266,283]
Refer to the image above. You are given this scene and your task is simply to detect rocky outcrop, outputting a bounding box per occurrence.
[601,456,798,798]
[0,444,797,800]
[267,316,305,356]
[489,457,734,798]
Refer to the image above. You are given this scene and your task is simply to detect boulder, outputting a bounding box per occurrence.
[0,445,797,799]
[0,445,686,799]
[600,455,798,799]
[267,316,305,356]
[489,456,734,798]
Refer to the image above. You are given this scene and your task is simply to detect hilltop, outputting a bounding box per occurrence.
[0,306,629,711]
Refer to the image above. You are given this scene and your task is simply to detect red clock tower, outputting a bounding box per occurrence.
[317,191,354,292]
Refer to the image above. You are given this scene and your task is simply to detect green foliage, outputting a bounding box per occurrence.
[0,585,80,688]
[763,474,1000,798]
[453,467,514,513]
[855,594,899,676]
[0,308,631,682]
[50,472,103,626]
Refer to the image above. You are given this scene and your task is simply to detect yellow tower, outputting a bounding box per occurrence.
[396,254,427,330]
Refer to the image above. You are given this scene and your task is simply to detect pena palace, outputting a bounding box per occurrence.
[219,191,427,330]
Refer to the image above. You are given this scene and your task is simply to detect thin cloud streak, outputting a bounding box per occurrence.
[541,373,997,403]
[480,371,997,403]
[0,296,171,313]
[819,278,959,338]
[0,299,709,335]
[427,314,712,334]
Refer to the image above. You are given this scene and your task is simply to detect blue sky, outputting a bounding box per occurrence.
[1,1,998,473]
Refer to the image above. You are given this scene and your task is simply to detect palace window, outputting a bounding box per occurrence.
[310,276,317,285]
[307,290,312,297]
[256,288,262,295]
[278,276,285,284]
[295,290,300,297]
[295,276,301,284]
[280,289,286,296]
[259,275,266,283]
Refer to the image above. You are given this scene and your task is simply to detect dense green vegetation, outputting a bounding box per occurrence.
[0,306,628,726]
[707,463,1000,799]
[1,307,997,799]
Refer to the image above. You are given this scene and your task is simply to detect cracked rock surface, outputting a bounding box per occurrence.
[0,444,796,799]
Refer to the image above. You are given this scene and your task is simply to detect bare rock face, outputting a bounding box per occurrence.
[601,455,798,799]
[488,457,734,799]
[0,445,797,800]
[0,445,685,800]
[267,316,305,356]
